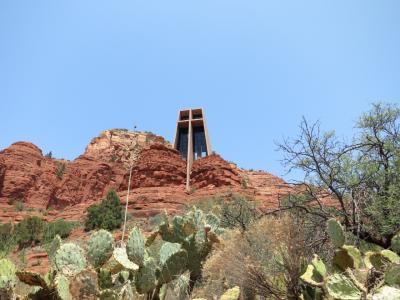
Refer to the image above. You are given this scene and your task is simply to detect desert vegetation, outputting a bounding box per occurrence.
[0,103,399,299]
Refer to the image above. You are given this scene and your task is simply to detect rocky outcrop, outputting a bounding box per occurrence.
[0,130,171,210]
[0,129,294,223]
[82,129,169,166]
[191,154,241,189]
[128,144,186,188]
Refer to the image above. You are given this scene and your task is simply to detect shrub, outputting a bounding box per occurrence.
[15,216,45,249]
[55,162,66,179]
[196,214,332,299]
[14,201,25,211]
[43,219,78,244]
[220,194,258,232]
[84,190,123,231]
[0,223,16,257]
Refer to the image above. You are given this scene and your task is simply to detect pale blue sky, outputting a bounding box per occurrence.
[0,1,399,181]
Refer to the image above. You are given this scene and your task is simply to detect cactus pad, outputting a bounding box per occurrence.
[135,257,158,294]
[391,233,400,255]
[326,218,345,248]
[127,227,146,267]
[332,248,358,271]
[205,213,220,231]
[372,286,400,300]
[364,251,389,270]
[55,243,87,276]
[99,288,119,300]
[113,247,139,272]
[0,258,16,290]
[69,268,99,300]
[381,249,400,264]
[384,264,400,286]
[300,264,324,287]
[98,268,113,289]
[55,273,72,300]
[159,242,188,284]
[220,286,240,300]
[325,273,362,300]
[16,270,47,288]
[48,235,62,266]
[88,230,114,268]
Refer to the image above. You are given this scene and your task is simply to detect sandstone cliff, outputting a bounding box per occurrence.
[0,129,293,222]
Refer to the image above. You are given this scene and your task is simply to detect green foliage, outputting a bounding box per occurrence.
[126,226,145,266]
[0,223,16,257]
[219,286,240,300]
[0,258,16,300]
[326,218,345,248]
[55,162,66,179]
[87,230,114,268]
[84,190,123,231]
[220,194,257,232]
[14,201,25,212]
[55,243,87,276]
[300,219,400,299]
[43,219,78,244]
[278,103,400,246]
[0,218,76,257]
[12,208,223,300]
[15,216,45,249]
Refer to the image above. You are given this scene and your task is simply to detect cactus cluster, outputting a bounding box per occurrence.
[0,258,17,300]
[300,218,400,299]
[13,207,223,299]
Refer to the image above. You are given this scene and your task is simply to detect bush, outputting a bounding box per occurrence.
[43,219,78,244]
[220,194,258,232]
[14,201,25,211]
[84,189,123,231]
[0,223,16,257]
[196,213,333,300]
[55,162,65,179]
[15,216,45,249]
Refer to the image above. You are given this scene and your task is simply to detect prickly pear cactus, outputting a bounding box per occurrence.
[381,249,400,263]
[55,243,87,276]
[158,242,188,284]
[391,232,400,255]
[127,227,146,267]
[135,257,158,294]
[372,285,400,300]
[364,251,389,270]
[98,268,113,289]
[99,288,119,300]
[326,218,345,248]
[69,268,99,300]
[16,270,47,288]
[0,258,16,300]
[54,273,72,300]
[104,247,139,274]
[48,234,62,266]
[384,264,400,286]
[325,273,362,300]
[88,230,115,268]
[300,255,326,286]
[219,286,240,300]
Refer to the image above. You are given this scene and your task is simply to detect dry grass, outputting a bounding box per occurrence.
[193,213,330,300]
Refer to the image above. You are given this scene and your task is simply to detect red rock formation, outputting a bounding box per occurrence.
[128,144,186,188]
[191,154,241,189]
[0,129,294,224]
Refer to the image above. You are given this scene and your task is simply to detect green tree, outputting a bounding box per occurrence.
[84,189,123,231]
[277,103,400,247]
